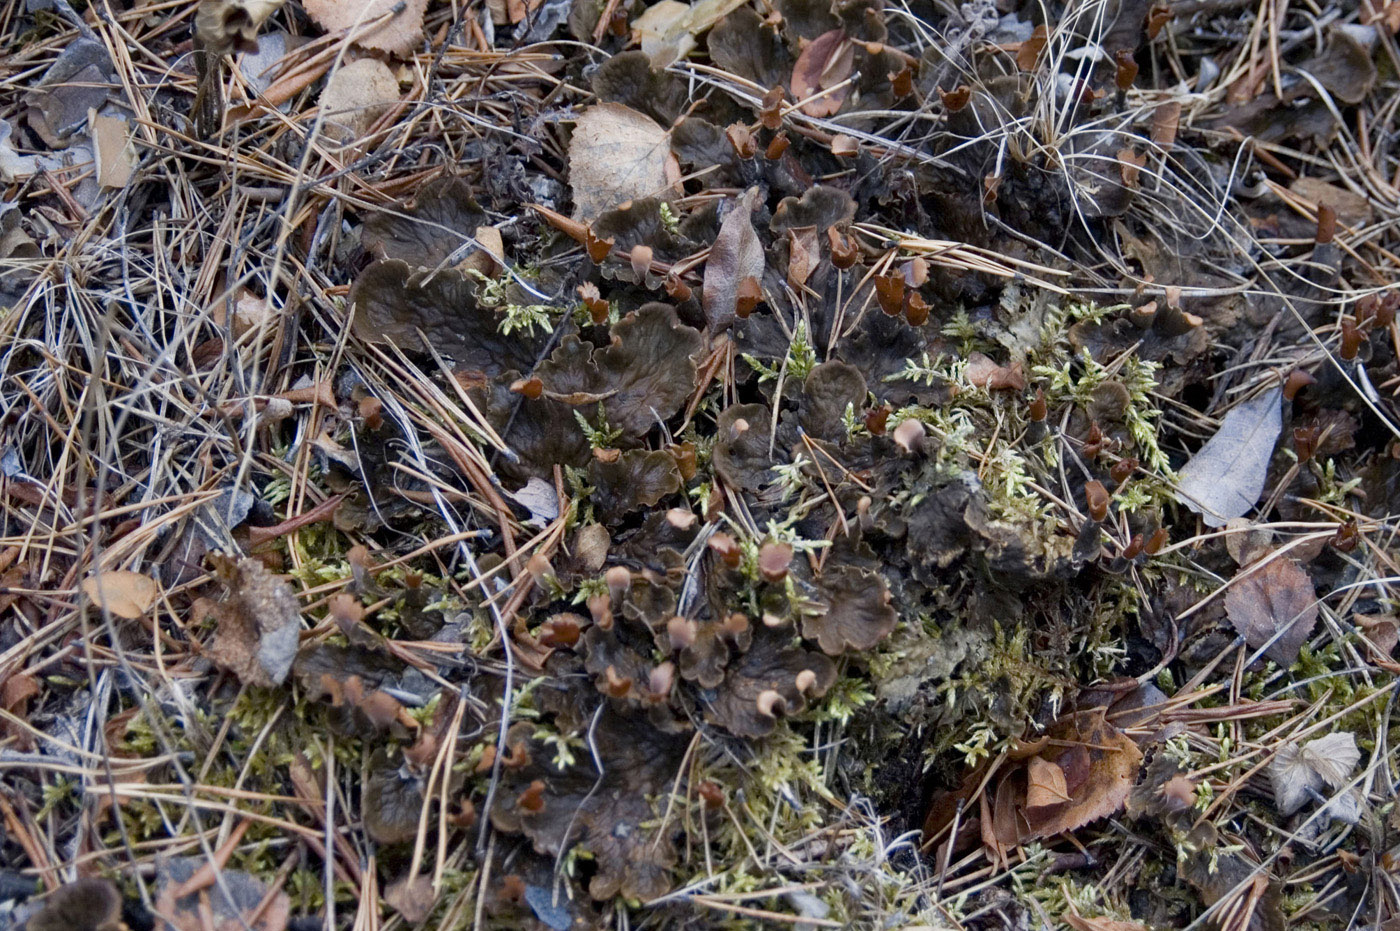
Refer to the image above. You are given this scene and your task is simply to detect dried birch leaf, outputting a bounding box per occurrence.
[384,875,436,924]
[203,556,301,688]
[569,103,679,220]
[1176,385,1283,527]
[702,188,764,332]
[790,29,854,116]
[318,58,399,143]
[82,571,159,619]
[1224,557,1318,665]
[301,0,426,55]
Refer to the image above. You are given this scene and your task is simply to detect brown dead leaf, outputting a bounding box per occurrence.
[1117,147,1146,187]
[632,0,695,67]
[1224,557,1319,665]
[702,188,764,332]
[91,114,136,188]
[82,570,159,619]
[1016,25,1048,71]
[1151,101,1180,150]
[965,352,1026,391]
[790,29,853,117]
[1024,756,1070,810]
[786,227,819,289]
[569,102,679,220]
[384,875,436,924]
[318,58,399,143]
[202,556,302,687]
[1356,613,1399,670]
[301,0,426,56]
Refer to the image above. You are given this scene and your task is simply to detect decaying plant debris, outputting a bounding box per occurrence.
[2,0,1400,928]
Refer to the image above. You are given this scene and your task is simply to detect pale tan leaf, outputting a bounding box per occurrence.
[633,1,695,68]
[91,114,136,188]
[82,571,159,619]
[317,58,399,142]
[301,0,426,55]
[569,103,679,220]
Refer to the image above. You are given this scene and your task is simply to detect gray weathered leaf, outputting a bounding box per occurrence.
[702,188,764,333]
[1176,385,1282,527]
[1268,731,1360,816]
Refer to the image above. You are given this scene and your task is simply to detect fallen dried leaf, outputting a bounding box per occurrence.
[318,58,399,143]
[91,114,136,188]
[82,570,159,619]
[1224,557,1318,665]
[202,556,301,687]
[301,0,426,55]
[1176,385,1283,527]
[1270,731,1360,815]
[790,29,853,116]
[702,188,764,332]
[569,103,679,220]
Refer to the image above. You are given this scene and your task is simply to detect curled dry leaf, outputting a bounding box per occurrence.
[965,352,1026,391]
[1269,731,1360,816]
[82,570,159,619]
[1224,557,1318,665]
[301,0,427,55]
[202,556,301,688]
[976,709,1143,862]
[569,103,680,221]
[384,875,436,925]
[632,0,747,68]
[702,188,765,333]
[153,856,290,931]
